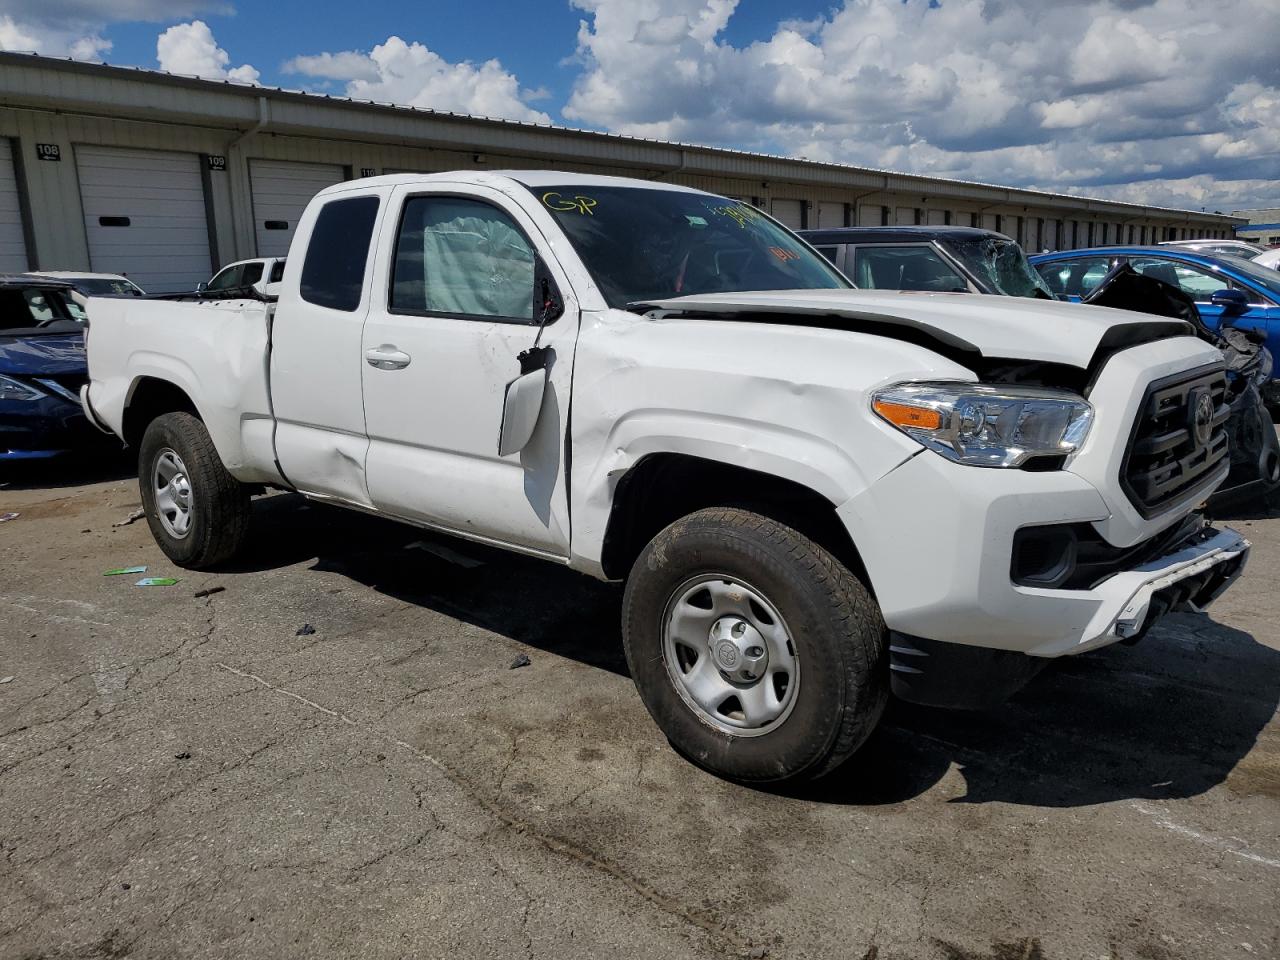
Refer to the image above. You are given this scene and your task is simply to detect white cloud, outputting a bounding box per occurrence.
[283,37,551,124]
[562,0,1280,210]
[0,13,110,59]
[0,1,224,61]
[156,20,258,83]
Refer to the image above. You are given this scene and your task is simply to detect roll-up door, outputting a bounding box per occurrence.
[0,140,28,273]
[815,201,845,228]
[76,145,212,293]
[250,160,346,258]
[770,199,804,230]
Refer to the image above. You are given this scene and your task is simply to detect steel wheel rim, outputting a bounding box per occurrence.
[152,448,193,540]
[661,573,800,738]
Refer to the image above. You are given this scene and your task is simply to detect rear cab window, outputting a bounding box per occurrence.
[300,196,381,312]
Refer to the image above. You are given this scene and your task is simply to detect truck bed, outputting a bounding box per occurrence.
[84,296,282,482]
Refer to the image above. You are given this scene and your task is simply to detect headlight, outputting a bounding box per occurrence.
[872,381,1093,468]
[0,374,46,402]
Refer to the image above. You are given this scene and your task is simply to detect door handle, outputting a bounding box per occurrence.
[365,345,412,370]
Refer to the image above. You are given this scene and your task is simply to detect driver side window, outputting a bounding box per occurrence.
[390,195,536,321]
[1128,258,1234,302]
[851,245,968,292]
[1033,257,1113,298]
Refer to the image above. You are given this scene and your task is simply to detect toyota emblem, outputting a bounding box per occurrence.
[1191,390,1214,447]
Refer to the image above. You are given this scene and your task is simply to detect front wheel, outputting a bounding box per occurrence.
[621,507,888,783]
[138,412,251,569]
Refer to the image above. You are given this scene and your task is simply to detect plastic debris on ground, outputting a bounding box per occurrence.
[509,653,532,669]
[104,565,147,576]
[296,624,316,636]
[174,751,191,760]
[113,509,145,527]
[136,577,180,587]
[404,540,484,568]
[0,512,19,523]
[192,586,226,598]
[0,676,14,684]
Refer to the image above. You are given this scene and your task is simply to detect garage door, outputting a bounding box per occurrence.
[0,140,28,273]
[250,160,346,258]
[770,199,804,230]
[815,202,845,229]
[857,204,883,227]
[895,206,918,226]
[76,146,211,293]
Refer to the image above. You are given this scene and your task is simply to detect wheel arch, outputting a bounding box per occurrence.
[122,376,202,450]
[596,452,872,590]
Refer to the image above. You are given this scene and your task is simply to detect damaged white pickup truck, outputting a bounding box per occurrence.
[82,172,1250,783]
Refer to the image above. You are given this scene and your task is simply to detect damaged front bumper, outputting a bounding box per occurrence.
[839,447,1250,661]
[1066,524,1248,649]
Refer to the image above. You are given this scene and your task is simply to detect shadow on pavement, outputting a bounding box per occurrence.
[227,493,628,677]
[799,614,1280,807]
[229,493,1278,806]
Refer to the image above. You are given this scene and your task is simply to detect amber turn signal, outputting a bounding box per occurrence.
[872,399,943,431]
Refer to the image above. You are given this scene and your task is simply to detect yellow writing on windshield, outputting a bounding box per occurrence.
[542,192,598,215]
[705,202,762,229]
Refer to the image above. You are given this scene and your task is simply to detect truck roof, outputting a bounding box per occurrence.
[798,226,1013,245]
[317,169,714,198]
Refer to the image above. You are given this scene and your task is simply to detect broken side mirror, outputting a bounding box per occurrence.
[498,361,548,457]
[1210,288,1249,317]
[497,267,564,457]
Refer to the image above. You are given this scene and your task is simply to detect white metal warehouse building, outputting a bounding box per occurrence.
[0,51,1244,292]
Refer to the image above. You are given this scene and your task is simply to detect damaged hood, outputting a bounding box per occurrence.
[0,333,87,376]
[636,289,1193,369]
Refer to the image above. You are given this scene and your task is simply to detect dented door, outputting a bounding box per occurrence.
[358,184,576,556]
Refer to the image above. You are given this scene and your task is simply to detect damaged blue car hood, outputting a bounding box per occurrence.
[0,333,87,376]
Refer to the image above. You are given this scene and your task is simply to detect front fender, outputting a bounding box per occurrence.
[568,409,913,576]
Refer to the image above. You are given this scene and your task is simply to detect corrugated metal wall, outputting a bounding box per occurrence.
[0,94,1239,277]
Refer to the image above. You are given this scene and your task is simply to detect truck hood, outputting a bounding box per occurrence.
[635,289,1194,370]
[0,333,87,376]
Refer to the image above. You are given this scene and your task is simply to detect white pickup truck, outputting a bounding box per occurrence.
[82,171,1250,783]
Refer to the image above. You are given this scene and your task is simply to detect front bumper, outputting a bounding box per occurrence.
[0,393,100,460]
[839,449,1249,659]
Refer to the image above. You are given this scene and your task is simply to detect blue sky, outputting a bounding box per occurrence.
[2,1,1277,212]
[82,1,840,105]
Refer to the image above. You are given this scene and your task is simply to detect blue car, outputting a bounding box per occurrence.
[1029,246,1280,408]
[0,275,99,460]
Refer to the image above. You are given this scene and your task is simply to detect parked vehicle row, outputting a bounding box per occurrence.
[1029,246,1280,410]
[79,171,1250,783]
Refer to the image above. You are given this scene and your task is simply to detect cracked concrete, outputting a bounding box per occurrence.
[1,464,1278,960]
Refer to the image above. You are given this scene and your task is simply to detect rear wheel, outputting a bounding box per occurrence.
[138,412,251,569]
[622,507,887,783]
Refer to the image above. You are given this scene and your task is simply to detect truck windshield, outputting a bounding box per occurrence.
[531,185,850,307]
[943,237,1055,299]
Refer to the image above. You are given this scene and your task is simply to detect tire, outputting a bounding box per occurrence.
[622,507,887,783]
[137,412,251,569]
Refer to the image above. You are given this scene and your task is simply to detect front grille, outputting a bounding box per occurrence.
[1122,365,1229,517]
